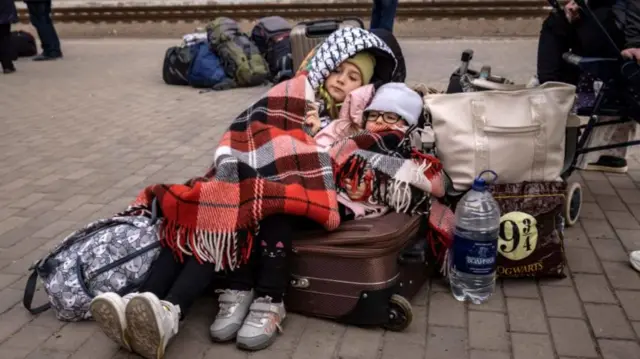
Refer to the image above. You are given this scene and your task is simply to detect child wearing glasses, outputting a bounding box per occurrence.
[209,82,422,352]
[309,82,424,215]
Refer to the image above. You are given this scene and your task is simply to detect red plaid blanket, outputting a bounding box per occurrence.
[132,75,444,271]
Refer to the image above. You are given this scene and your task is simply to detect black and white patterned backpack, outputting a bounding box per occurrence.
[23,206,162,322]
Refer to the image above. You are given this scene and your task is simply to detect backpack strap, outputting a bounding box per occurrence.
[23,269,51,315]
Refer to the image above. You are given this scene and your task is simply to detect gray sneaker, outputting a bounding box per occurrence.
[210,289,254,342]
[236,296,286,351]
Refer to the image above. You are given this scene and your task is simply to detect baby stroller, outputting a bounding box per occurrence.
[445,49,522,94]
[556,0,640,226]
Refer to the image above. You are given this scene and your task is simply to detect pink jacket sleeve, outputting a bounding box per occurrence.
[338,84,375,126]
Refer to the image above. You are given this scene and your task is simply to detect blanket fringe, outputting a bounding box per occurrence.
[336,153,432,216]
[158,220,249,271]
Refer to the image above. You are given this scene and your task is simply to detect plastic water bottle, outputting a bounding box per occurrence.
[449,170,501,304]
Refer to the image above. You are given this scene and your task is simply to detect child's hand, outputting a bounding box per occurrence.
[344,178,368,201]
[305,102,321,135]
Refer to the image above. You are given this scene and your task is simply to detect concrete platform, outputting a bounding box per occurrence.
[0,38,639,359]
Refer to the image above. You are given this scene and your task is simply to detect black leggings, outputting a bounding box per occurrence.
[227,209,353,303]
[226,214,310,302]
[141,209,353,310]
[138,248,216,320]
[537,6,625,85]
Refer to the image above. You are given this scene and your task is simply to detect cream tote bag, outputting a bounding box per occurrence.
[424,81,576,191]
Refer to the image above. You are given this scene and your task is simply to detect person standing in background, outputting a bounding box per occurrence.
[24,0,62,60]
[0,0,17,73]
[370,0,399,33]
[535,0,639,173]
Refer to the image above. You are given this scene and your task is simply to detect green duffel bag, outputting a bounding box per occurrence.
[207,17,269,87]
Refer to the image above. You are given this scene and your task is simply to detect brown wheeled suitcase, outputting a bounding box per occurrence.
[285,212,428,331]
[290,18,365,72]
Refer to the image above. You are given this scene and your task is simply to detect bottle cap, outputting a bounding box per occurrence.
[471,177,487,191]
[472,170,498,192]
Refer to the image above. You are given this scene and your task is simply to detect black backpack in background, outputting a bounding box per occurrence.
[162,46,195,86]
[251,16,293,83]
[10,31,37,60]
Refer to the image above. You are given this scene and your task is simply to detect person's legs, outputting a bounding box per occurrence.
[235,214,294,351]
[0,24,15,73]
[369,0,382,30]
[162,257,216,318]
[27,0,62,60]
[209,249,256,342]
[126,254,216,359]
[89,247,183,353]
[136,247,186,298]
[125,292,180,359]
[253,215,295,302]
[40,0,62,58]
[377,0,399,33]
[574,7,634,173]
[26,2,49,55]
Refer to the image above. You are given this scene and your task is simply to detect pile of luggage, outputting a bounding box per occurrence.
[23,18,577,336]
[162,16,294,90]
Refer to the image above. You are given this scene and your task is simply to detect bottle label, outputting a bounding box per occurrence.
[452,233,498,275]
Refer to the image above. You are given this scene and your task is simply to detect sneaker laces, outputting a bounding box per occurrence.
[246,296,284,333]
[215,289,245,317]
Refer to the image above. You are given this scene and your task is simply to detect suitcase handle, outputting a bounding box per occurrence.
[398,250,426,265]
[302,18,365,37]
[398,239,427,265]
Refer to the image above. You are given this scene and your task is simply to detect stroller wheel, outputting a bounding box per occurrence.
[564,182,582,227]
[383,294,413,332]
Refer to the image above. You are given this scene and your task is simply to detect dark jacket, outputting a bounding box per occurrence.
[0,0,18,24]
[617,0,640,47]
[593,0,640,48]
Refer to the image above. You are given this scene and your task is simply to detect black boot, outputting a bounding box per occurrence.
[584,155,628,173]
[33,53,63,61]
[1,61,15,74]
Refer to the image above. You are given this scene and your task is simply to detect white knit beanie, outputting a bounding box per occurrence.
[364,83,423,126]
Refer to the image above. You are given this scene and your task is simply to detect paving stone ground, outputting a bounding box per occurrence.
[1,38,640,359]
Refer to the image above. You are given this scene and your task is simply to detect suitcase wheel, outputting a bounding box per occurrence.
[383,294,413,332]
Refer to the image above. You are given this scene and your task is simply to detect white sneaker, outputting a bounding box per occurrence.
[236,296,286,351]
[631,251,640,273]
[125,292,180,359]
[90,292,137,351]
[210,289,254,342]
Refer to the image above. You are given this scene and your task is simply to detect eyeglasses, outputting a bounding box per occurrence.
[365,111,402,124]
